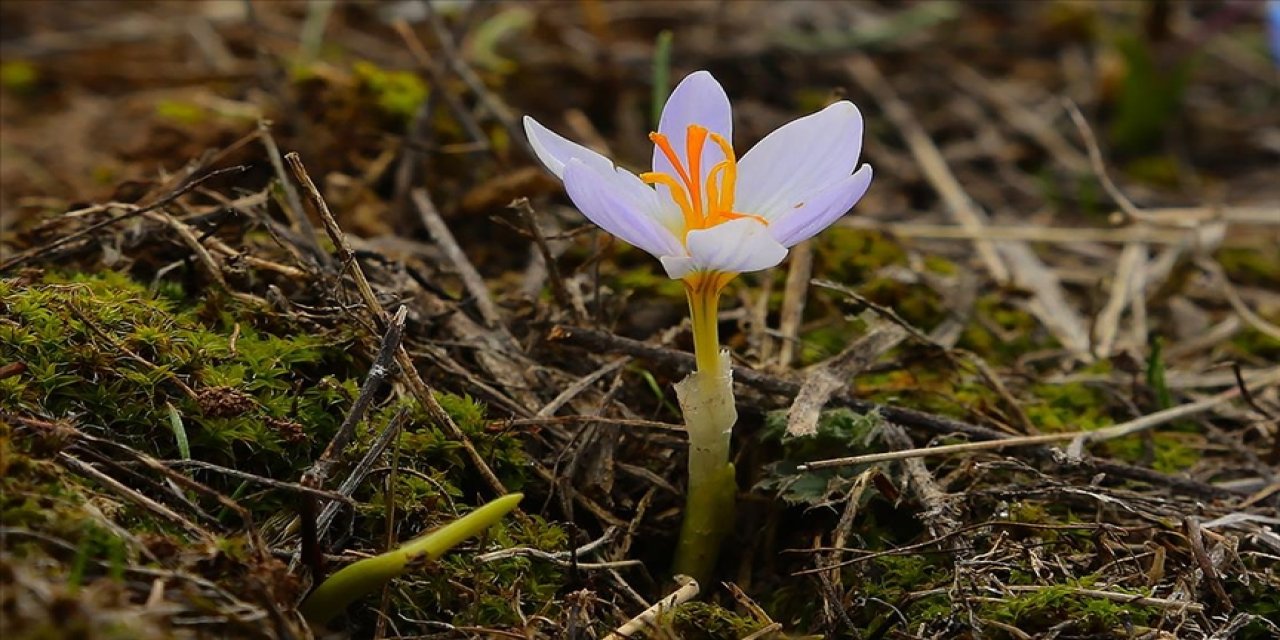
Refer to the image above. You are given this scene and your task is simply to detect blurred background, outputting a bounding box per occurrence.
[3,1,1276,235]
[2,2,1279,639]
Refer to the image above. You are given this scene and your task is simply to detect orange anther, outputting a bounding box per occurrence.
[647,125,766,244]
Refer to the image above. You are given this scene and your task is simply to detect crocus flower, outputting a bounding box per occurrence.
[523,70,873,286]
[523,70,872,583]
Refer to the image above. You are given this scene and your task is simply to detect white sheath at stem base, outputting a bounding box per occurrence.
[672,347,737,584]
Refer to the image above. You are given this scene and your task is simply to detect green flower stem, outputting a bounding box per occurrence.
[300,493,523,626]
[672,275,738,584]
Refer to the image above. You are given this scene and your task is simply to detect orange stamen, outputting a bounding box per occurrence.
[712,210,769,226]
[708,133,736,212]
[685,125,709,219]
[649,132,694,197]
[705,161,729,214]
[646,125,767,243]
[640,171,699,231]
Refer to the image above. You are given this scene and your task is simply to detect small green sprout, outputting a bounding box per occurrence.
[299,492,523,626]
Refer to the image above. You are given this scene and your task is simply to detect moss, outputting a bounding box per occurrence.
[353,60,428,121]
[388,514,567,628]
[1006,502,1052,525]
[959,294,1053,362]
[373,393,531,493]
[1,59,39,93]
[1,269,567,631]
[1102,432,1203,473]
[1231,328,1280,362]
[813,228,907,284]
[661,601,768,640]
[0,428,104,546]
[1023,382,1115,432]
[756,408,885,506]
[922,254,958,275]
[613,265,686,299]
[1230,553,1280,639]
[0,272,356,482]
[798,228,946,365]
[855,363,1003,425]
[1122,155,1181,187]
[1,558,171,640]
[154,99,207,125]
[1216,247,1280,288]
[765,552,952,635]
[980,582,1157,634]
[861,553,947,599]
[857,277,946,332]
[797,318,860,366]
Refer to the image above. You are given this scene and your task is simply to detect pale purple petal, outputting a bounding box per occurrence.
[562,159,683,259]
[660,256,697,279]
[734,101,864,219]
[768,165,873,247]
[685,218,788,274]
[524,115,613,179]
[654,71,732,186]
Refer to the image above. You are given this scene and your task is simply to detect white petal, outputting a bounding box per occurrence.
[524,115,613,180]
[660,256,697,279]
[769,165,874,247]
[562,160,683,259]
[734,101,864,219]
[685,218,788,274]
[654,70,732,186]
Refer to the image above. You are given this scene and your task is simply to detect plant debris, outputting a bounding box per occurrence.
[2,2,1278,639]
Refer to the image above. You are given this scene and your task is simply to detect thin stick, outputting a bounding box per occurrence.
[1185,517,1233,612]
[164,460,354,502]
[799,431,1101,470]
[494,415,684,432]
[316,408,409,541]
[1094,242,1147,357]
[839,217,1273,244]
[1062,99,1144,221]
[391,19,492,152]
[59,453,211,542]
[1200,258,1280,342]
[536,358,630,418]
[1,165,246,272]
[845,55,1007,283]
[776,240,813,368]
[420,4,530,157]
[847,55,1090,356]
[286,153,386,329]
[7,412,269,568]
[953,64,1090,173]
[286,153,508,496]
[548,324,1253,499]
[511,197,582,321]
[1086,367,1280,442]
[301,306,406,490]
[603,577,700,640]
[258,120,327,267]
[990,586,1205,612]
[412,188,504,329]
[799,367,1280,470]
[477,527,617,563]
[785,322,906,438]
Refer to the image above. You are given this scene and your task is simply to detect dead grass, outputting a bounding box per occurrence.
[2,1,1278,638]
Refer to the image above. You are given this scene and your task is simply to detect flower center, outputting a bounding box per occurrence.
[640,124,767,243]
